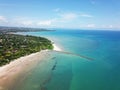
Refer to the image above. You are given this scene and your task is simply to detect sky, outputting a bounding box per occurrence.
[0,0,120,30]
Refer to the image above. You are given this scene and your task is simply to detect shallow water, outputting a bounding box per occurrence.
[13,29,120,90]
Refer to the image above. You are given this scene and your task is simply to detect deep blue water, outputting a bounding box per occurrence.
[14,29,120,90]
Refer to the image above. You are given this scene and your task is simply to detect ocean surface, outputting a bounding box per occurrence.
[14,29,120,90]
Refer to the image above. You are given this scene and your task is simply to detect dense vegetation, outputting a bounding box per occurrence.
[0,34,53,66]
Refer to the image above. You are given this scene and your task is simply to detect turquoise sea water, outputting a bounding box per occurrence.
[14,29,120,90]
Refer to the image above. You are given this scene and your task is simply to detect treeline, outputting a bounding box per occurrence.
[0,34,53,66]
[0,26,55,34]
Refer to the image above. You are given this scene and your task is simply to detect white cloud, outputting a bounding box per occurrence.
[36,13,78,27]
[60,13,78,20]
[6,12,93,27]
[80,14,93,17]
[0,16,7,22]
[12,17,35,26]
[108,25,114,28]
[86,24,95,28]
[37,20,53,26]
[101,25,120,29]
[20,21,33,26]
[53,8,60,12]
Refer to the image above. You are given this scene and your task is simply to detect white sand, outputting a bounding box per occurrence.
[0,50,49,90]
[53,43,62,51]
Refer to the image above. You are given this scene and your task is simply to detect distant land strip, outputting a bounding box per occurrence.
[0,26,55,34]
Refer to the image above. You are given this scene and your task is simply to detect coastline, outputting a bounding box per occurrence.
[0,50,49,90]
[0,43,62,90]
[53,43,62,51]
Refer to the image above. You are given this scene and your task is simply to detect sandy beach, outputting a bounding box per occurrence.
[0,50,50,90]
[53,43,62,51]
[0,43,62,90]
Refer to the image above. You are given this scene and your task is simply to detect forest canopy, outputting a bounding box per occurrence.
[0,34,53,66]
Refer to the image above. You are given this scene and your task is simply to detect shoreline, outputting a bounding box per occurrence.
[53,43,62,51]
[0,50,49,90]
[0,43,62,90]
